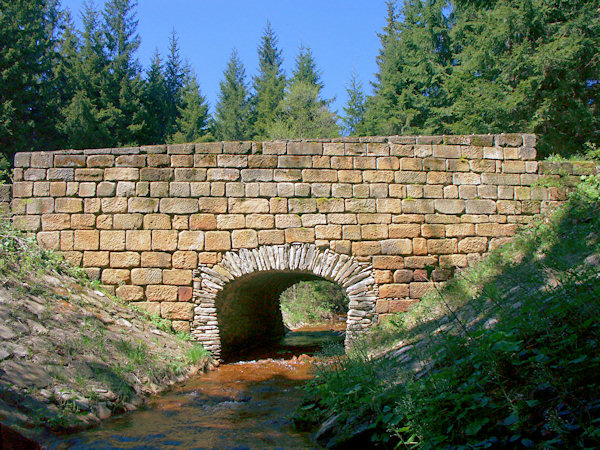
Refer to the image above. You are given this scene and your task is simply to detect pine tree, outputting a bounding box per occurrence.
[342,71,367,136]
[164,29,185,137]
[170,71,210,143]
[251,21,286,139]
[141,50,169,144]
[213,50,251,141]
[0,0,63,159]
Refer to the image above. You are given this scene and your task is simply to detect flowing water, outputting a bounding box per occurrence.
[51,324,344,449]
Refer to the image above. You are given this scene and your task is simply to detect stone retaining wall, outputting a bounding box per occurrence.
[8,135,594,338]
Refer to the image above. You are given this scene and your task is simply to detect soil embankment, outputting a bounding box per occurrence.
[0,266,213,445]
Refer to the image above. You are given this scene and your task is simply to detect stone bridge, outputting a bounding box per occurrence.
[6,134,591,359]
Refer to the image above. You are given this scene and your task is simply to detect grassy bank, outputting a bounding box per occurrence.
[0,215,213,440]
[296,173,600,448]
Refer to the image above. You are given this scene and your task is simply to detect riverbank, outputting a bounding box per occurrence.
[0,220,214,444]
[298,173,600,447]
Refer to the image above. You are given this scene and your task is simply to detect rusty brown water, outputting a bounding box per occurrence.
[51,324,344,449]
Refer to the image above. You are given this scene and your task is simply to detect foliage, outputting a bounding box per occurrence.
[251,21,286,139]
[279,280,348,328]
[186,344,211,365]
[212,49,252,140]
[342,71,367,136]
[170,72,210,143]
[297,174,600,447]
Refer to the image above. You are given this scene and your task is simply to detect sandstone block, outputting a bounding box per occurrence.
[151,230,178,251]
[352,241,381,256]
[47,168,74,181]
[115,285,144,302]
[96,181,115,197]
[204,231,231,251]
[178,231,205,250]
[465,199,497,214]
[409,282,434,299]
[101,198,128,214]
[402,199,434,214]
[140,168,173,181]
[110,251,141,268]
[159,198,198,214]
[55,198,82,213]
[241,168,273,182]
[302,169,337,183]
[361,224,387,240]
[288,142,322,155]
[36,231,60,250]
[55,154,86,167]
[248,155,277,168]
[439,254,468,268]
[41,213,70,231]
[207,168,239,181]
[258,229,285,245]
[26,197,54,215]
[163,269,192,286]
[228,198,269,214]
[133,301,160,316]
[131,268,162,285]
[246,214,274,229]
[147,285,179,302]
[375,198,402,214]
[315,224,342,240]
[381,239,412,255]
[112,213,142,230]
[105,167,139,181]
[83,251,110,267]
[285,227,315,243]
[343,225,361,240]
[345,198,376,213]
[373,256,404,270]
[357,213,390,224]
[434,199,465,215]
[270,198,288,214]
[74,230,99,250]
[379,284,410,298]
[141,252,172,268]
[100,230,125,251]
[389,224,420,238]
[161,301,193,320]
[174,168,207,182]
[445,223,475,237]
[126,230,151,251]
[172,251,198,269]
[189,214,216,230]
[101,268,130,285]
[427,238,458,254]
[147,154,170,167]
[232,229,258,248]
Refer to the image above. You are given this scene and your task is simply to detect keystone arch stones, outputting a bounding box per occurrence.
[192,243,378,360]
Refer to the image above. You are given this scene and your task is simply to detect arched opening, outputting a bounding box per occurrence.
[192,244,379,362]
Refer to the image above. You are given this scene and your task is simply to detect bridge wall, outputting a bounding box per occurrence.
[8,135,591,337]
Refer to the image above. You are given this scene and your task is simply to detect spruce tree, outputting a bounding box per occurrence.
[164,29,185,137]
[447,0,600,156]
[58,2,109,149]
[170,71,210,143]
[213,50,251,141]
[251,21,286,139]
[0,0,63,159]
[342,71,367,136]
[101,0,145,146]
[289,45,323,95]
[141,50,169,145]
[364,0,453,136]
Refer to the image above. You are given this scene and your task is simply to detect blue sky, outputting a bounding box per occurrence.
[60,0,387,115]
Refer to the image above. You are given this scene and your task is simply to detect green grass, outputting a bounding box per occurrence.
[297,173,600,448]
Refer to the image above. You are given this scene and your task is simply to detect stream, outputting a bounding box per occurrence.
[50,324,344,449]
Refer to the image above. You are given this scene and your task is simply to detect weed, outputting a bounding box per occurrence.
[185,344,210,365]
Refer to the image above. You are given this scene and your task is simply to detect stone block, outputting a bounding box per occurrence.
[207,168,239,181]
[246,214,274,229]
[345,198,376,213]
[140,168,173,181]
[47,168,74,181]
[74,230,99,250]
[465,199,497,214]
[174,168,207,182]
[402,199,434,214]
[360,224,387,240]
[32,182,50,197]
[395,171,427,184]
[445,223,475,237]
[204,231,231,251]
[14,152,31,168]
[288,142,322,155]
[483,147,503,160]
[151,230,178,251]
[248,155,277,168]
[495,133,523,147]
[409,282,434,299]
[55,154,86,167]
[54,198,82,214]
[270,198,288,214]
[101,198,128,214]
[381,239,412,255]
[26,197,54,215]
[111,213,141,230]
[105,167,139,181]
[161,301,193,320]
[41,213,70,231]
[141,252,172,268]
[223,141,251,154]
[338,170,363,183]
[352,241,381,256]
[159,198,199,214]
[131,268,163,285]
[216,214,245,230]
[147,154,170,167]
[379,284,410,298]
[13,182,33,197]
[110,251,141,268]
[302,169,337,183]
[133,301,160,316]
[232,229,259,248]
[115,285,144,302]
[24,168,47,181]
[188,214,215,230]
[258,229,285,245]
[126,230,151,251]
[101,268,130,285]
[375,198,402,214]
[439,254,468,268]
[178,231,205,250]
[163,269,192,286]
[373,256,404,270]
[172,251,198,269]
[285,227,315,243]
[228,198,269,214]
[36,231,60,250]
[146,285,179,302]
[427,238,458,254]
[388,224,420,238]
[83,251,110,267]
[99,230,125,251]
[178,288,193,303]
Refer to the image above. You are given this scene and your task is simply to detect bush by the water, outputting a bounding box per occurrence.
[297,173,600,448]
[279,280,348,328]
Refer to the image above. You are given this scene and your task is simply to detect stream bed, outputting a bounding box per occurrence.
[49,325,344,449]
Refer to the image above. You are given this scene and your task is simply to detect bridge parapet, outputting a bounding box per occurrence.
[8,134,595,342]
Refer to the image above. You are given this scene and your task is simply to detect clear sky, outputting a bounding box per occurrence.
[60,0,387,116]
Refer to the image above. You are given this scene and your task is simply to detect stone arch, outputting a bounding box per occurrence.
[191,244,379,360]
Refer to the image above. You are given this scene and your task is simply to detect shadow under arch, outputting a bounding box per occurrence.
[192,244,379,361]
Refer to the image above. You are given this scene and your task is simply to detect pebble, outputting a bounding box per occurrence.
[96,403,111,420]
